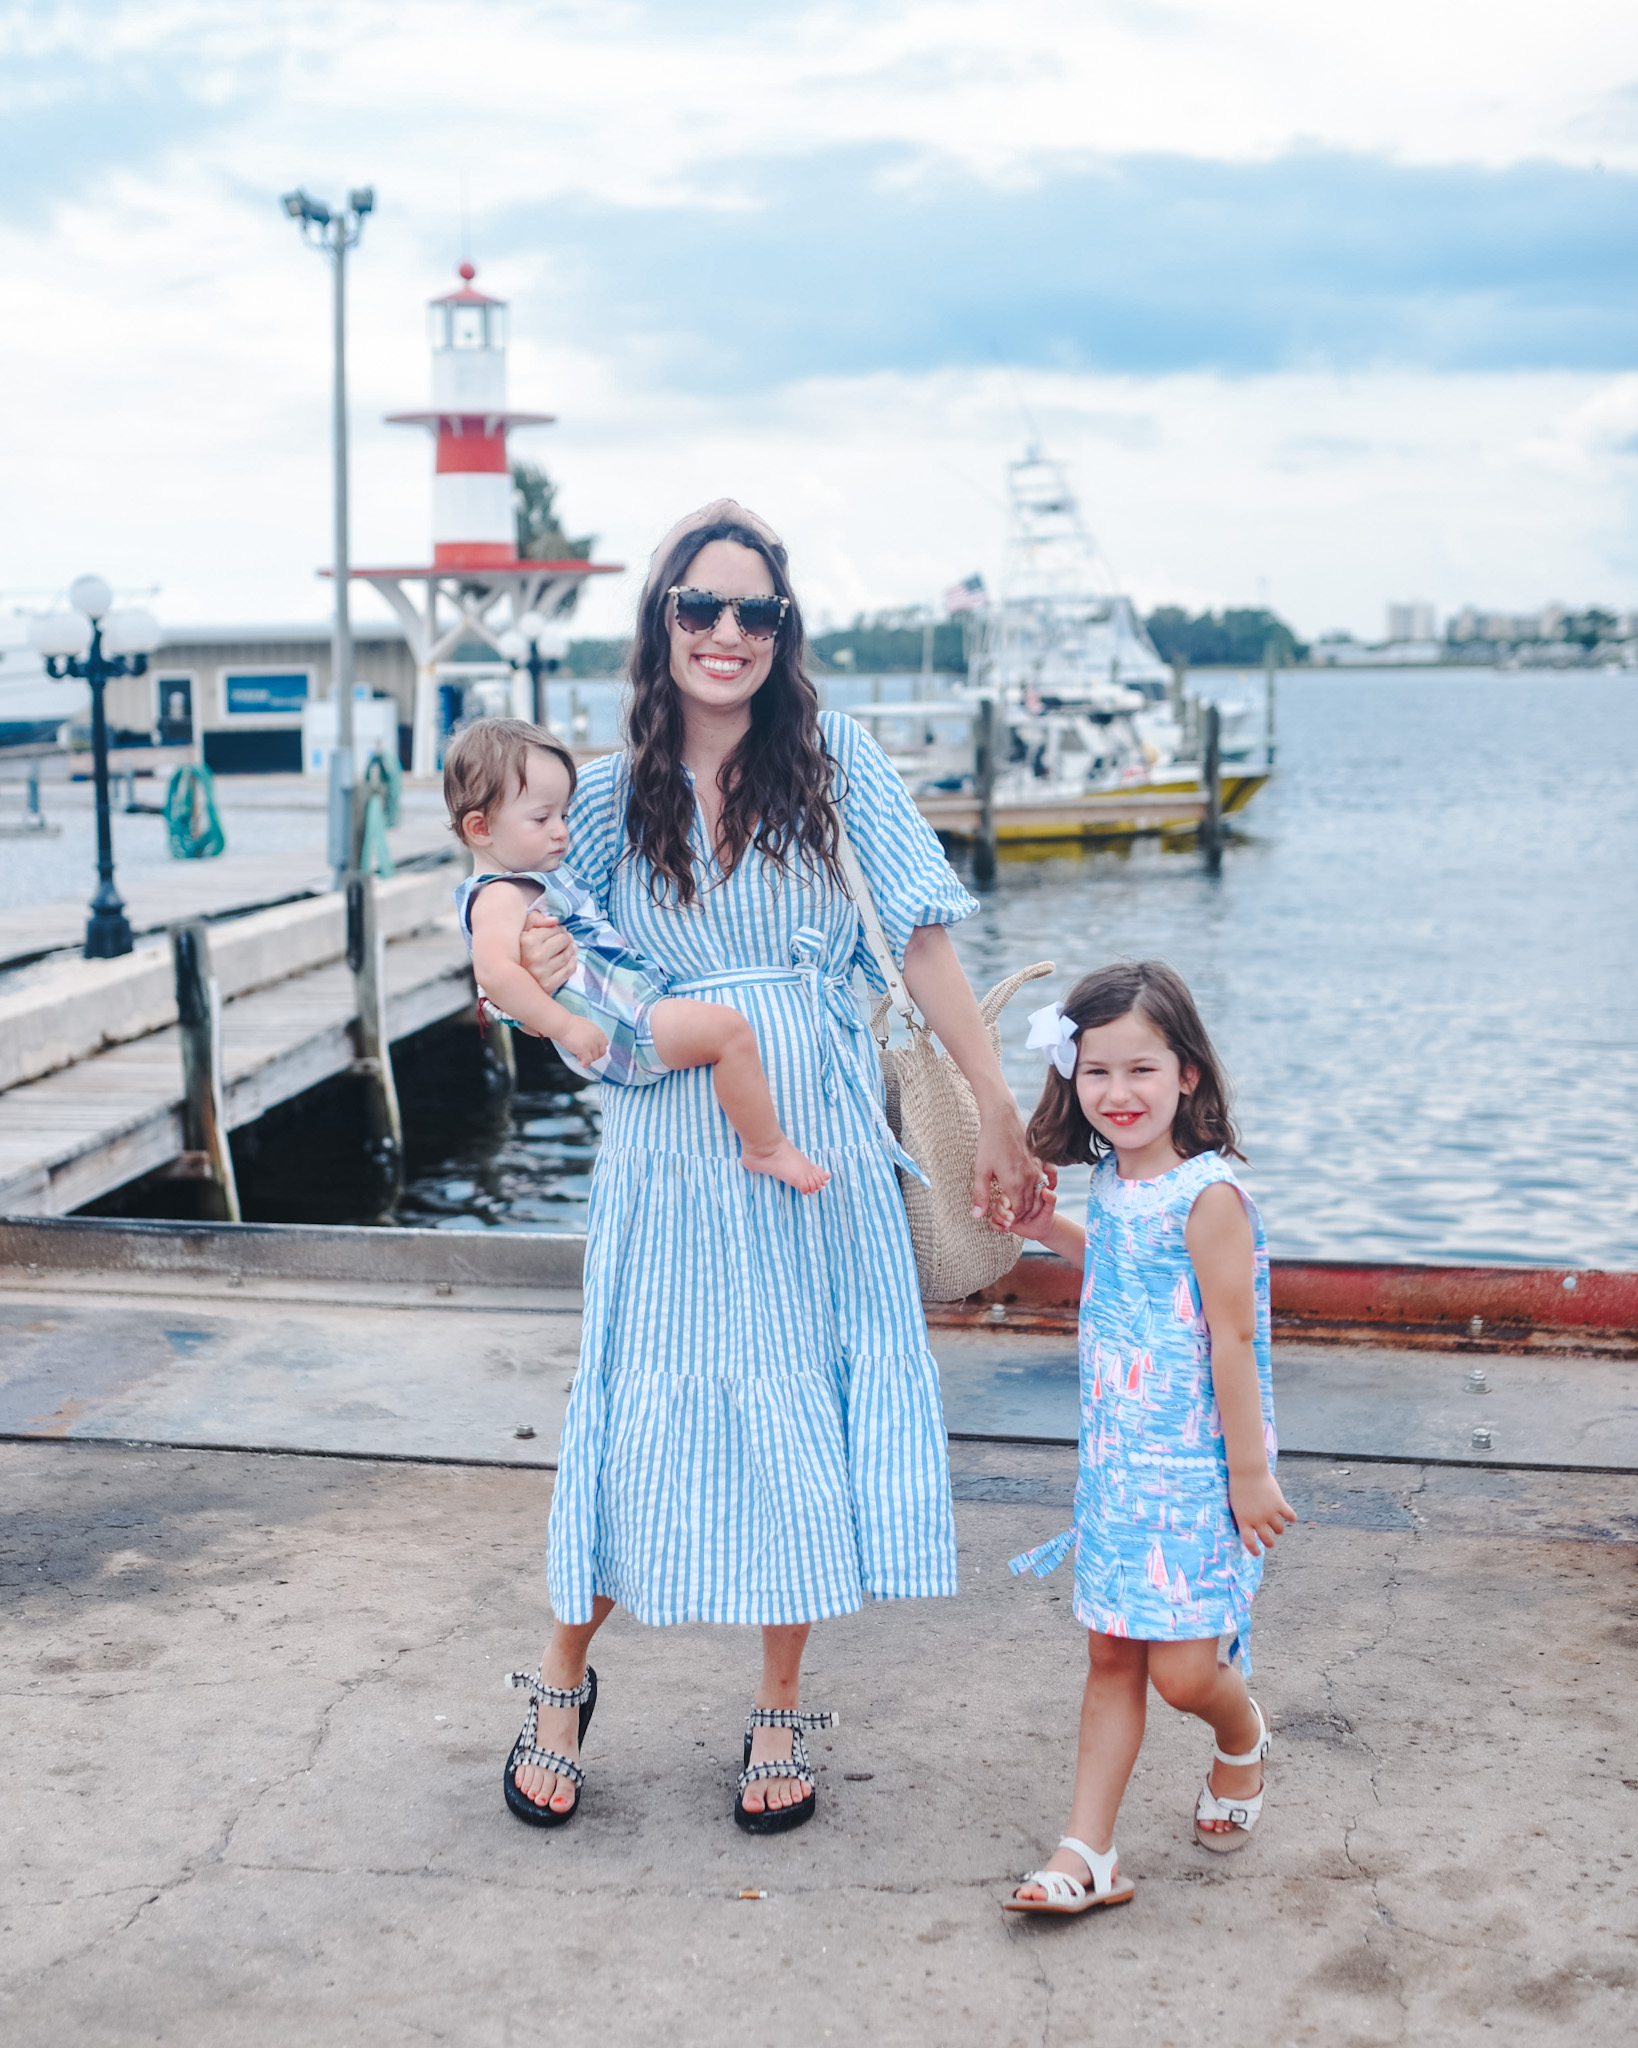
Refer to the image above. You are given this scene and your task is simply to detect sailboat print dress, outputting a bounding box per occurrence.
[1011,1150,1278,1668]
[546,711,976,1627]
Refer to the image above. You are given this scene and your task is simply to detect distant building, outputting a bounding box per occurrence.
[100,623,415,773]
[1386,601,1437,642]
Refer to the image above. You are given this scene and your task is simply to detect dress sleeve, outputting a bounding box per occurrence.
[564,754,624,916]
[824,709,978,977]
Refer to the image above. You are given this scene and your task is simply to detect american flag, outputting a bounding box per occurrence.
[943,573,987,615]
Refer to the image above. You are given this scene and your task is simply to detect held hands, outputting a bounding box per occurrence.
[1228,1466,1298,1557]
[971,1099,1054,1232]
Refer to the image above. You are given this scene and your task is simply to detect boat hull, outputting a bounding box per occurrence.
[916,772,1269,844]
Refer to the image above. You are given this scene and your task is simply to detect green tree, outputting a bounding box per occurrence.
[512,462,597,613]
[1145,606,1306,667]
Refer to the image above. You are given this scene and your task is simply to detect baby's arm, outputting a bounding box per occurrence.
[1186,1183,1295,1557]
[468,883,608,1064]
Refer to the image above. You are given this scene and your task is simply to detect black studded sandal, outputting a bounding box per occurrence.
[503,1666,597,1828]
[733,1706,837,1835]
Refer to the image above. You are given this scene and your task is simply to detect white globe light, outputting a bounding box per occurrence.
[29,611,91,658]
[514,611,548,642]
[101,608,163,657]
[536,623,572,661]
[497,629,527,661]
[68,574,114,620]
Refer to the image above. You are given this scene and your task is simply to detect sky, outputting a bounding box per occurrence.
[1,0,1636,644]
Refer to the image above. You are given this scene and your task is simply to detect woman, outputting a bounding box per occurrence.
[505,500,1040,1831]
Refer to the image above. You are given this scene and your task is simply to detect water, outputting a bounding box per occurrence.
[321,670,1638,1265]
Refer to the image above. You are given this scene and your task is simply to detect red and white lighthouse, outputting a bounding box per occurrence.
[348,261,620,774]
[385,262,550,571]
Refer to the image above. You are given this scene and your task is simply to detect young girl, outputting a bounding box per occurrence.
[444,716,828,1195]
[1000,959,1295,1915]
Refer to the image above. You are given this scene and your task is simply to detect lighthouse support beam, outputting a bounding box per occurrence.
[351,567,606,775]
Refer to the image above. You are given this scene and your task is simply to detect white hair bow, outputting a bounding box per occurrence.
[1025,1001,1079,1080]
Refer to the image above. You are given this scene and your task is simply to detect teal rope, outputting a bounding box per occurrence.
[164,763,226,860]
[359,791,395,879]
[362,746,402,827]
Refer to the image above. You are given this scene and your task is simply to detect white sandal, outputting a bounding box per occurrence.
[1194,1697,1270,1855]
[1004,1835,1135,1915]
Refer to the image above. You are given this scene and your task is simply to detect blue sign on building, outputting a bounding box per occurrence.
[225,671,309,716]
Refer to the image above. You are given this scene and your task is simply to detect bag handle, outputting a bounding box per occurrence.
[833,807,921,1045]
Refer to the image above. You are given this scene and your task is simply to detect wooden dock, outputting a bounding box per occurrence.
[0,870,472,1216]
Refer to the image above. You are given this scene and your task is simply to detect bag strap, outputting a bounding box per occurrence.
[832,806,920,1044]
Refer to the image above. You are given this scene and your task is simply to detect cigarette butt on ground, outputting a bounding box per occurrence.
[738,1889,766,1900]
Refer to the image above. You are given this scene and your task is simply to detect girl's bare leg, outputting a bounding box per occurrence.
[512,1594,616,1814]
[739,1622,814,1815]
[1146,1638,1265,1831]
[649,999,829,1194]
[1016,1632,1149,1898]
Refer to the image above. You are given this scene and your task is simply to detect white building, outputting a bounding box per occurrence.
[1386,601,1437,643]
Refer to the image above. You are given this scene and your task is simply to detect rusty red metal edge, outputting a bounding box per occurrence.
[921,1255,1638,1351]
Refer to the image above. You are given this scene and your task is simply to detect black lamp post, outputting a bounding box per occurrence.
[498,611,569,726]
[31,576,161,959]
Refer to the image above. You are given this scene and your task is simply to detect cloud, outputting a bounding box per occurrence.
[489,145,1638,390]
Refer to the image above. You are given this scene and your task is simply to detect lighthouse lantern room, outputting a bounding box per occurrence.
[346,262,620,774]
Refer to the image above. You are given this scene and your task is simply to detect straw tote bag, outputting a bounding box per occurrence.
[834,814,1053,1302]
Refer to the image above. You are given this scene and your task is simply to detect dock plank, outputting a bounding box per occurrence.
[0,919,475,1215]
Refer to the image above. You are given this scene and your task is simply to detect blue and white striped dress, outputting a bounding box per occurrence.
[546,710,977,1627]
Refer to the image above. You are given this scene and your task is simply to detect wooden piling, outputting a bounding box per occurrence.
[1263,637,1279,766]
[973,696,998,885]
[346,875,404,1183]
[1202,703,1224,873]
[170,922,242,1221]
[482,1008,518,1092]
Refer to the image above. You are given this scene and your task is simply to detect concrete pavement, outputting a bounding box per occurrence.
[3,1438,1634,2046]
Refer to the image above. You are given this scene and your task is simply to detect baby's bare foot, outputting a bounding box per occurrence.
[740,1138,831,1195]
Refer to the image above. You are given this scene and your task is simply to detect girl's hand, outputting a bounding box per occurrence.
[518,913,578,994]
[1228,1467,1297,1557]
[559,1021,610,1067]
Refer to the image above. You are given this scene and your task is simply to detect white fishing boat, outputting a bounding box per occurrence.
[849,449,1270,845]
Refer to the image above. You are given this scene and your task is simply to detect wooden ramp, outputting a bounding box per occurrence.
[0,873,473,1215]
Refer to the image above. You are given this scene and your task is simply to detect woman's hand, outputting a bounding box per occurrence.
[900,923,1051,1223]
[517,913,578,995]
[973,1099,1048,1227]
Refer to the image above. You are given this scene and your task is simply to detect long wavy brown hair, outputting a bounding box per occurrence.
[622,517,843,906]
[1025,959,1244,1166]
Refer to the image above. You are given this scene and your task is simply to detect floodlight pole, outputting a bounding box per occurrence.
[282,184,374,886]
[330,208,356,887]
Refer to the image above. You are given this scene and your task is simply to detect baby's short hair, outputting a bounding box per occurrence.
[442,718,577,844]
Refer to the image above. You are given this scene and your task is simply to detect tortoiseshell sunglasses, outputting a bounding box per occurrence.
[667,586,790,640]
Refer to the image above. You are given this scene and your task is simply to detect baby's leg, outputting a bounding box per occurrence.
[1014,1631,1148,1901]
[648,998,830,1195]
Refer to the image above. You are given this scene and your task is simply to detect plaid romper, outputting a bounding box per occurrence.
[455,866,672,1087]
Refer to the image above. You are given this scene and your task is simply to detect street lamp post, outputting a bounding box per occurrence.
[497,612,571,726]
[30,576,162,959]
[281,183,374,888]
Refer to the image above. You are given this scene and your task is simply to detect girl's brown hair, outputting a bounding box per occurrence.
[623,516,843,906]
[1025,959,1243,1166]
[442,717,577,844]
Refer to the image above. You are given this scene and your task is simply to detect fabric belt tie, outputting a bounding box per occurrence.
[1008,1527,1077,1579]
[669,927,928,1186]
